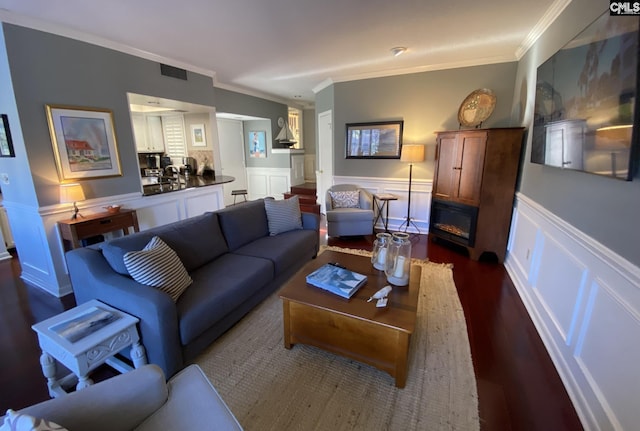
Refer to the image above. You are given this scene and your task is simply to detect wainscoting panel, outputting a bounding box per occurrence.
[247,167,293,200]
[332,176,432,234]
[576,277,640,431]
[505,193,640,431]
[534,236,588,344]
[304,154,316,182]
[291,155,305,186]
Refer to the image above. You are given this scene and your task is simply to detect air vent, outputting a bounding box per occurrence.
[160,64,187,80]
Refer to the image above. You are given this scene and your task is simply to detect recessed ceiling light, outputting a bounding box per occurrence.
[390,47,407,57]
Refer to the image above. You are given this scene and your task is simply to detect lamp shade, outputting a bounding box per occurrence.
[400,144,425,163]
[59,183,85,204]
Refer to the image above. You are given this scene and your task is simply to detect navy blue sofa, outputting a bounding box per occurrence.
[66,199,319,378]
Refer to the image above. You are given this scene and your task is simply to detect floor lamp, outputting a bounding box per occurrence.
[398,144,425,233]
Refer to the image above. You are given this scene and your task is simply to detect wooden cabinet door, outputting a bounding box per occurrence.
[456,132,487,206]
[433,133,459,201]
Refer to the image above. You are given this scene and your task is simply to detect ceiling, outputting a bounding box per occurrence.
[0,0,568,106]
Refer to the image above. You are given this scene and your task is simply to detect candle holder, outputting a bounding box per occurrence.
[371,232,392,270]
[385,232,411,286]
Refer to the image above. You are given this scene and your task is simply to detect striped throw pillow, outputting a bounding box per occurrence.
[264,195,303,236]
[123,236,192,302]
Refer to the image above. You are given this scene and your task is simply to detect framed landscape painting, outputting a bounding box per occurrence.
[46,105,122,180]
[346,121,403,159]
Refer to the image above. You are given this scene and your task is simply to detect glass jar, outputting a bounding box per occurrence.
[385,232,411,286]
[371,232,392,270]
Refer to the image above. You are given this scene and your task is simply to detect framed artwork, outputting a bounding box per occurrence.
[0,114,15,157]
[190,124,207,147]
[346,121,403,159]
[46,105,122,180]
[248,130,266,158]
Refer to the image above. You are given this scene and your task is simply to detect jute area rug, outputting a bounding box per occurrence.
[195,246,479,431]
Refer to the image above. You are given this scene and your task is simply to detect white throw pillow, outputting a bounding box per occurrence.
[264,195,303,236]
[123,236,193,301]
[330,190,360,208]
[0,410,67,431]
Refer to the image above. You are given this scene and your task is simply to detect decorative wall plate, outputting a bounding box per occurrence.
[458,88,497,127]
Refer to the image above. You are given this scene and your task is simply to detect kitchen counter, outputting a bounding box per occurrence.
[142,175,235,196]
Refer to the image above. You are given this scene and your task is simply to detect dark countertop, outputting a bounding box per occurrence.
[142,175,235,196]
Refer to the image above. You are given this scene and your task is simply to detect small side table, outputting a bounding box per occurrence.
[32,300,147,398]
[373,193,398,233]
[57,209,139,252]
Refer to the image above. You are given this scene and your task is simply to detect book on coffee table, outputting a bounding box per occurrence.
[305,263,367,299]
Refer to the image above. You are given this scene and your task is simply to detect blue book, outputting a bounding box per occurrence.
[305,263,367,299]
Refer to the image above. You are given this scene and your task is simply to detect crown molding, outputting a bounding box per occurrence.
[312,78,334,94]
[329,54,516,85]
[212,80,306,110]
[0,10,217,81]
[514,0,572,59]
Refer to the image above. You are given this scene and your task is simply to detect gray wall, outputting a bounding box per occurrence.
[331,62,518,182]
[214,87,290,168]
[0,24,38,208]
[2,23,216,207]
[513,0,640,266]
[244,119,289,168]
[303,108,316,154]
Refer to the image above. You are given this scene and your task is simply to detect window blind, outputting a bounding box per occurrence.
[162,115,187,158]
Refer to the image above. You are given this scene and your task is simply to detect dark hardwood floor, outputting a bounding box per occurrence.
[0,224,583,430]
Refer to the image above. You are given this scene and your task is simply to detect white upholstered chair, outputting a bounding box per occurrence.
[325,184,374,237]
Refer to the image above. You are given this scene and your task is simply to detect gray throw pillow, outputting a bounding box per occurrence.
[123,236,192,302]
[264,195,303,236]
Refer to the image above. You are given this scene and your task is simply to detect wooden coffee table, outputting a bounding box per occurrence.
[279,250,421,388]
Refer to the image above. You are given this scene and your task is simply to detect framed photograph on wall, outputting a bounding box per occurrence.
[0,114,15,157]
[190,124,207,147]
[46,105,122,180]
[346,121,403,159]
[248,130,266,158]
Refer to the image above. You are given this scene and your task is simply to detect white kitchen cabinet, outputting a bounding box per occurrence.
[132,113,165,153]
[146,116,165,152]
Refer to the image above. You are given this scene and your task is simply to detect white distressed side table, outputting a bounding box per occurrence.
[32,299,147,398]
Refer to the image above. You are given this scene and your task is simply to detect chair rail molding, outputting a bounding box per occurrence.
[332,175,433,234]
[505,192,640,431]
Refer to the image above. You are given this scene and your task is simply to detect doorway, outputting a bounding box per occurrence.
[216,118,247,207]
[316,110,333,214]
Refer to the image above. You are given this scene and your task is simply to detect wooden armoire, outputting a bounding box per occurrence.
[430,128,525,262]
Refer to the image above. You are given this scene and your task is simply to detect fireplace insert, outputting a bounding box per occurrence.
[429,199,479,247]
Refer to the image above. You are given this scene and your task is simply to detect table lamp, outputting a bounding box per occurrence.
[398,144,425,233]
[59,183,85,220]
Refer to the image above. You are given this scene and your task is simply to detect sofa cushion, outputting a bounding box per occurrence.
[0,411,67,431]
[330,190,360,208]
[102,212,228,275]
[176,253,274,345]
[216,200,269,250]
[124,236,193,302]
[326,207,374,222]
[232,229,317,275]
[264,195,302,236]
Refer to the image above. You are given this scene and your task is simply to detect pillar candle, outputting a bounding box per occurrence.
[377,248,387,266]
[393,256,406,278]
